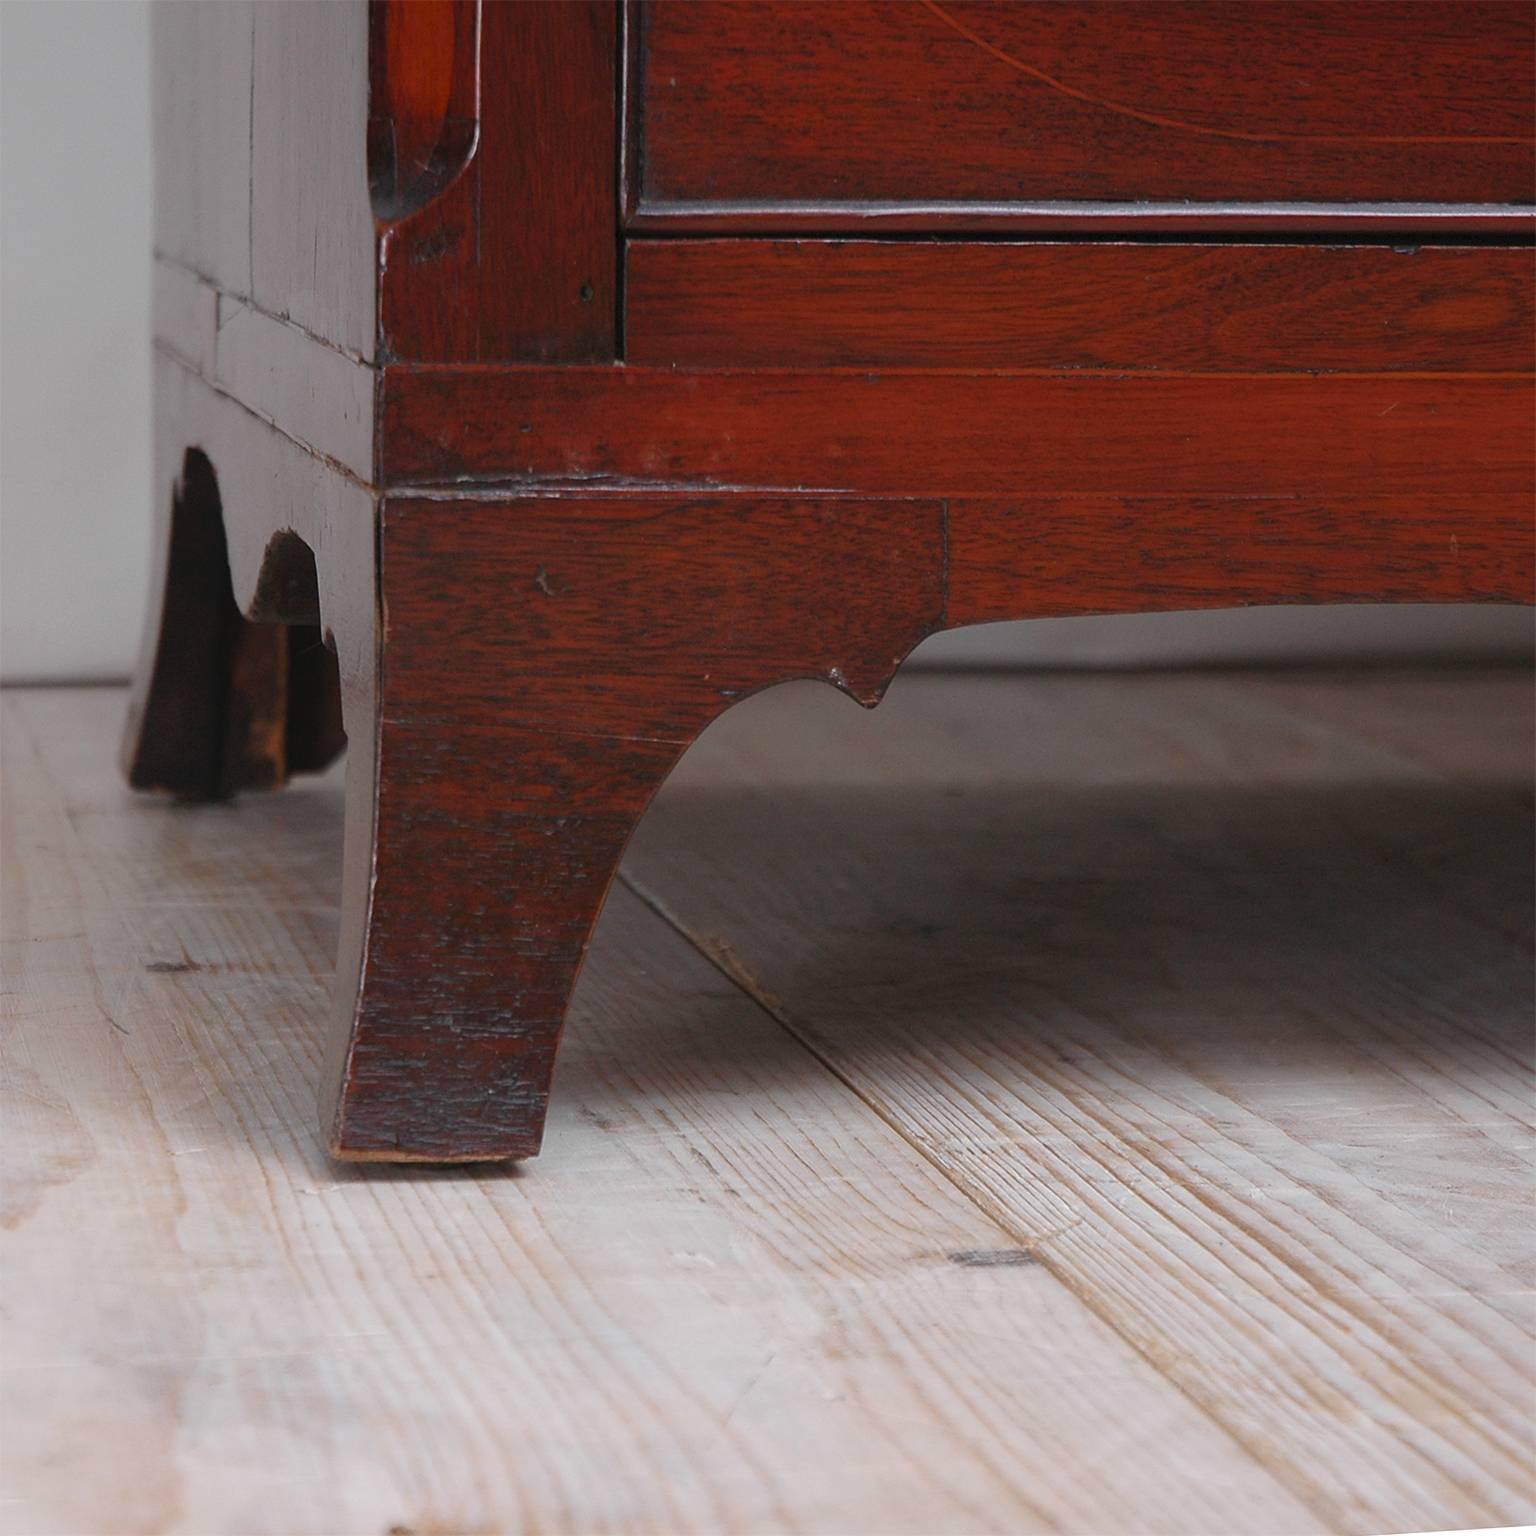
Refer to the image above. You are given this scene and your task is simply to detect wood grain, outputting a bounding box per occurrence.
[135,0,1536,1167]
[943,496,1535,618]
[4,686,1338,1536]
[155,0,617,368]
[633,0,1536,217]
[137,353,1533,1162]
[379,0,618,363]
[328,474,1528,1159]
[382,366,1536,503]
[615,665,1536,1535]
[626,241,1536,372]
[325,494,944,1159]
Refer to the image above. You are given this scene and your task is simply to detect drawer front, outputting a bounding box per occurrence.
[629,1,1535,225]
[625,242,1536,371]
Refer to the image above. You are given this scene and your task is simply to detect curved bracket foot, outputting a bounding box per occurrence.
[320,493,944,1161]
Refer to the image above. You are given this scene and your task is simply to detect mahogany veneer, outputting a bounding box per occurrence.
[635,1,1536,211]
[128,0,1535,1161]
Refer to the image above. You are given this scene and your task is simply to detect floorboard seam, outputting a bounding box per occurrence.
[612,864,1337,1522]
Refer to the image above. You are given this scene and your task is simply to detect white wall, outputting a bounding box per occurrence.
[2,0,151,682]
[0,0,1527,682]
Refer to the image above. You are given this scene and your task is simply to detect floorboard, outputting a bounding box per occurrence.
[2,670,1530,1536]
[3,685,1322,1536]
[619,665,1536,1536]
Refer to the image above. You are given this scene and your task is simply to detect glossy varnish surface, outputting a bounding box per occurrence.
[383,366,1534,504]
[633,0,1536,217]
[626,241,1536,371]
[121,0,1536,1164]
[380,0,618,362]
[328,494,945,1158]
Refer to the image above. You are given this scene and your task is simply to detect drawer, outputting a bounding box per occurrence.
[627,1,1536,229]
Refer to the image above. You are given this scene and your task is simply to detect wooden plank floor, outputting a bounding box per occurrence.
[2,670,1531,1536]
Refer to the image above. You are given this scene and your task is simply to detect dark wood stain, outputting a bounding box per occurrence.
[635,0,1536,215]
[382,366,1534,503]
[124,0,1535,1162]
[328,494,945,1160]
[627,242,1536,373]
[379,0,618,363]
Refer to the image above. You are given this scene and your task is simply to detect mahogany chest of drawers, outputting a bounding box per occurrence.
[128,0,1535,1161]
